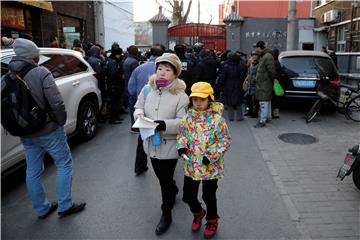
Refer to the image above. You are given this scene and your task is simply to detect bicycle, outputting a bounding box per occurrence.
[306,82,360,123]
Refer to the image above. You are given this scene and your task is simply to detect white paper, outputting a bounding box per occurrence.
[139,128,155,140]
[132,117,158,129]
[132,117,159,140]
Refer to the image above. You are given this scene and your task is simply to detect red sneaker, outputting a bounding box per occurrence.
[203,218,219,239]
[191,208,206,232]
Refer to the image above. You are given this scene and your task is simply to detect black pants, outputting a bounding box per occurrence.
[246,95,259,118]
[109,86,121,121]
[150,158,178,215]
[182,176,219,220]
[135,135,147,172]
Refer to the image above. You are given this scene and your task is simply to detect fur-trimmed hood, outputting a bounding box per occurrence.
[148,74,186,95]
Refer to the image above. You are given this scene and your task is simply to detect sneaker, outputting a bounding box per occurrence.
[203,218,219,239]
[58,202,86,218]
[38,202,58,220]
[253,122,266,128]
[192,208,206,232]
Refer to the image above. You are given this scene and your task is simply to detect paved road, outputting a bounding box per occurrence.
[247,106,360,239]
[2,111,301,239]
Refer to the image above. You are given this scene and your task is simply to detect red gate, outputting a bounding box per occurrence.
[168,23,226,51]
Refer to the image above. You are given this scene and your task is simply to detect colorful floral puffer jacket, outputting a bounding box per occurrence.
[176,102,232,180]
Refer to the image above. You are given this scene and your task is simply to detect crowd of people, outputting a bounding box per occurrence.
[2,34,291,239]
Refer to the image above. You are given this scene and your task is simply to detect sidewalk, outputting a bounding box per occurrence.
[247,109,360,239]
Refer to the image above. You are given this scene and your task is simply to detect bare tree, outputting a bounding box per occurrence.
[155,0,192,25]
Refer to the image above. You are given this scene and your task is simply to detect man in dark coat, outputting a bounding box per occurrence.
[123,45,139,125]
[107,46,124,124]
[220,52,247,121]
[254,41,276,128]
[193,49,218,87]
[174,44,196,94]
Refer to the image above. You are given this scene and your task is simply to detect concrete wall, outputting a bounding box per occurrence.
[239,18,287,54]
[103,1,134,50]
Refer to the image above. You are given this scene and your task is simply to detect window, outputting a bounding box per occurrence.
[336,26,346,52]
[41,54,87,78]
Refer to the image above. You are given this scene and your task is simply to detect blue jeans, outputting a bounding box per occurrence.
[259,101,272,123]
[21,127,73,216]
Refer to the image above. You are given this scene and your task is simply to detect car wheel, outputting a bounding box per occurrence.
[76,100,98,141]
[306,99,322,123]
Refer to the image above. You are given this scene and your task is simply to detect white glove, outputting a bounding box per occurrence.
[135,113,144,121]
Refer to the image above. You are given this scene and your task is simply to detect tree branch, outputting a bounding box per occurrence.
[183,0,192,23]
[165,0,174,8]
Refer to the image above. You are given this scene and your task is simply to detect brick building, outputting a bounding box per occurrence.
[1,1,95,48]
[313,0,360,73]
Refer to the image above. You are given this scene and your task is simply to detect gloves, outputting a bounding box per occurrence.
[202,156,210,165]
[154,120,166,131]
[177,148,188,157]
[135,113,144,121]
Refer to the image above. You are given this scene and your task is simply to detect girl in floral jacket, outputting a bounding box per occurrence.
[176,82,231,239]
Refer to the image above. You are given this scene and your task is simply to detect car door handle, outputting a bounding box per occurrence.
[72,80,80,86]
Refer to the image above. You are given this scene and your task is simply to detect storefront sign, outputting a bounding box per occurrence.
[63,27,76,33]
[64,32,81,49]
[1,6,25,29]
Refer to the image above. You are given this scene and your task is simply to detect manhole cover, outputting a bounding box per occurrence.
[278,133,317,144]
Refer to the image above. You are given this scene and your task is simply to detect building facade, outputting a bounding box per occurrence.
[1,1,95,48]
[313,0,360,73]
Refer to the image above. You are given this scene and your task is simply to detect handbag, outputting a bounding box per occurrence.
[242,79,249,92]
[273,79,284,96]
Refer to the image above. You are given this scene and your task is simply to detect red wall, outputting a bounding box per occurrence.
[228,0,311,19]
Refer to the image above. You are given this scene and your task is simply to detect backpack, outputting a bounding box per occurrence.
[1,65,48,136]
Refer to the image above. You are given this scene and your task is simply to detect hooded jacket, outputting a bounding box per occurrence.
[3,57,66,138]
[255,48,276,101]
[134,74,189,160]
[176,102,231,180]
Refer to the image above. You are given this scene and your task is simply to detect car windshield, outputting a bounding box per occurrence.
[280,56,337,77]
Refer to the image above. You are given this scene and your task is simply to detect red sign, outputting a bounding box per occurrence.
[1,6,25,30]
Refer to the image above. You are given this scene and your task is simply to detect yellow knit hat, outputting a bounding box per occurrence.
[189,82,214,101]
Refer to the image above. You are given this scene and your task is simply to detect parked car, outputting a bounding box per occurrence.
[1,48,102,173]
[278,50,340,100]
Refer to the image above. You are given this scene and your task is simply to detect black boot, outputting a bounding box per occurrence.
[155,214,172,235]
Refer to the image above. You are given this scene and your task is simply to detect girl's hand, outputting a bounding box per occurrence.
[154,120,166,131]
[202,156,210,165]
[177,148,188,157]
[135,113,144,120]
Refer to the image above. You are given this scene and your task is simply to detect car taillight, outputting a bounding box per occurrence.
[329,77,340,88]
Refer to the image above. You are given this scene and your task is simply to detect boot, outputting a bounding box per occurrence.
[191,208,206,232]
[155,213,172,235]
[203,218,219,239]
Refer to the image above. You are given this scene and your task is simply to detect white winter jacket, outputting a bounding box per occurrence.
[134,74,189,160]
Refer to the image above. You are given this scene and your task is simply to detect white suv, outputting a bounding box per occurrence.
[1,48,102,173]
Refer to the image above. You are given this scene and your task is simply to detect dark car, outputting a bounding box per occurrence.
[279,50,340,100]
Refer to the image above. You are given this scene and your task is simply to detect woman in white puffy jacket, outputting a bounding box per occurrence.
[134,53,189,235]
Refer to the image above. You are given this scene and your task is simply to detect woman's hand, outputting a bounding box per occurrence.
[154,120,166,131]
[177,148,188,157]
[135,113,144,121]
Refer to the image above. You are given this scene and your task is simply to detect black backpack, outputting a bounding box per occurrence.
[1,65,48,136]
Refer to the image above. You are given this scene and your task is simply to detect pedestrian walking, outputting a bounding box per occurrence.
[176,82,231,239]
[2,38,85,219]
[128,44,164,175]
[219,52,247,121]
[253,41,276,128]
[133,53,189,235]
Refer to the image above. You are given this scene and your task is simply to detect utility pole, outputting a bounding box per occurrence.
[197,0,200,42]
[286,0,297,50]
[347,0,357,73]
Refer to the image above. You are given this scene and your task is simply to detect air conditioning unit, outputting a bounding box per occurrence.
[322,10,340,24]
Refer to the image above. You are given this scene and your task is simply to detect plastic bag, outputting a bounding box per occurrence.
[273,79,284,96]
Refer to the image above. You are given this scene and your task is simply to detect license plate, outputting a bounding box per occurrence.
[344,153,356,166]
[293,80,316,88]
